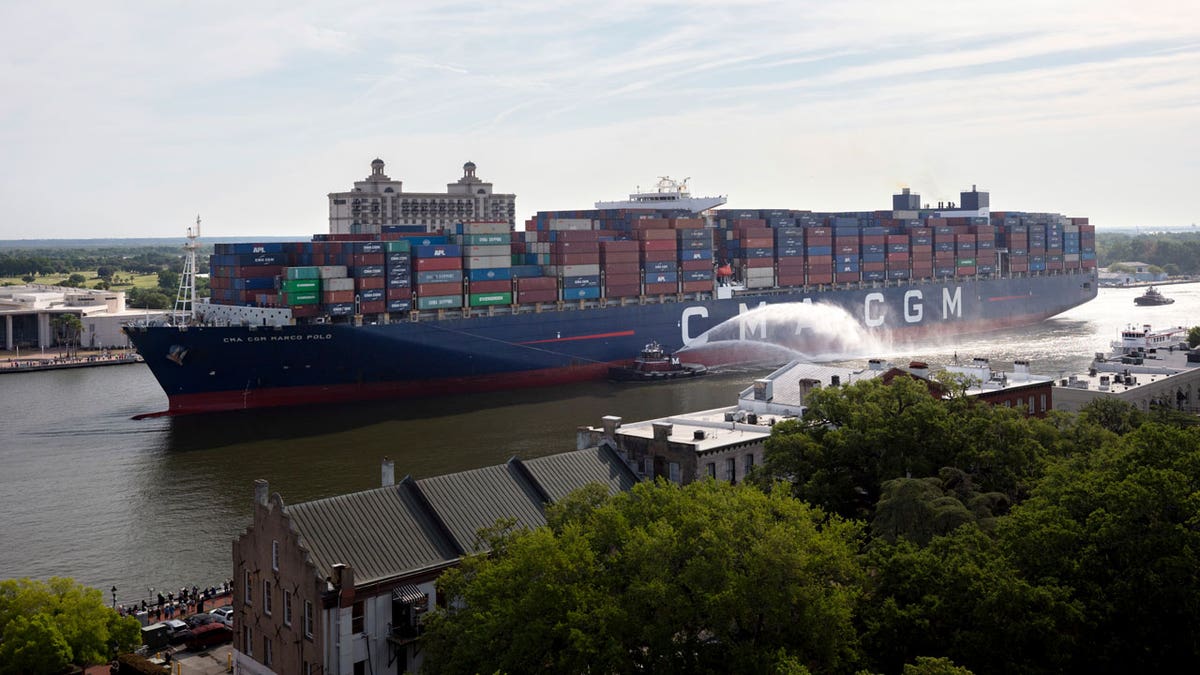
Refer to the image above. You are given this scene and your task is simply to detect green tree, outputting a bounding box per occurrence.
[127,288,171,310]
[1078,397,1144,434]
[157,269,179,293]
[1188,326,1200,349]
[0,613,73,675]
[870,469,1009,546]
[0,577,140,671]
[422,480,865,674]
[51,313,82,357]
[61,273,87,288]
[902,656,976,675]
[20,274,35,283]
[1000,423,1200,673]
[860,527,1080,675]
[758,377,1053,521]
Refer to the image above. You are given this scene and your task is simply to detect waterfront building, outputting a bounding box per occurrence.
[327,159,516,235]
[231,448,638,675]
[0,285,167,351]
[1053,328,1200,413]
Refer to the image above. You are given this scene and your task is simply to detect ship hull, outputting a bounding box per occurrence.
[125,271,1097,414]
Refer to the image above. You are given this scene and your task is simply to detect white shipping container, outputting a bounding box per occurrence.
[462,221,510,235]
[746,277,776,289]
[324,277,355,292]
[463,255,512,269]
[745,268,776,281]
[561,264,601,277]
[317,265,348,279]
[464,245,510,258]
[548,218,595,231]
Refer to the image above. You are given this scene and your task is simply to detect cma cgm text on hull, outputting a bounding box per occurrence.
[123,171,1099,414]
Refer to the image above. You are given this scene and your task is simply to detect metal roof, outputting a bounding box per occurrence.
[279,448,636,586]
[285,484,457,586]
[521,446,640,500]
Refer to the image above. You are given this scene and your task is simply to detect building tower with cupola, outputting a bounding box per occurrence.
[327,159,516,235]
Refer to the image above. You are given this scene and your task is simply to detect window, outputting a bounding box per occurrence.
[263,637,272,666]
[744,453,754,475]
[263,580,272,616]
[244,571,252,605]
[283,591,292,626]
[1040,394,1047,413]
[272,540,279,571]
[352,600,364,634]
[354,661,366,675]
[243,627,253,656]
[303,600,314,638]
[706,462,716,479]
[668,462,680,483]
[725,458,736,484]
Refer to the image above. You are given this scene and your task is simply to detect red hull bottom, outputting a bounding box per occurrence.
[162,362,618,415]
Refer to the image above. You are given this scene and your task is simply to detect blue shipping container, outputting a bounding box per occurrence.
[467,267,512,282]
[417,270,463,284]
[679,249,714,261]
[359,289,385,302]
[562,286,602,300]
[414,244,461,258]
[562,274,600,288]
[387,299,412,312]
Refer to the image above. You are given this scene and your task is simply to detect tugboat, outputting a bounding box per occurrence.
[1134,286,1175,306]
[609,341,708,382]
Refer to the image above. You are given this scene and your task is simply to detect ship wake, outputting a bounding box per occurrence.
[677,302,891,366]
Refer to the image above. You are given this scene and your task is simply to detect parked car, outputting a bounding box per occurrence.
[185,622,233,651]
[164,618,192,645]
[209,605,234,628]
[185,612,219,629]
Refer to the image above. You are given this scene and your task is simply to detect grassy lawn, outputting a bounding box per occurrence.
[0,270,161,290]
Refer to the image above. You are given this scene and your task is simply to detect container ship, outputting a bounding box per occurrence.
[125,174,1098,415]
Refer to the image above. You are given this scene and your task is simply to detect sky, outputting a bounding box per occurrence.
[1,0,1197,239]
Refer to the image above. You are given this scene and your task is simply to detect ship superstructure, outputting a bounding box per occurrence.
[594,177,726,213]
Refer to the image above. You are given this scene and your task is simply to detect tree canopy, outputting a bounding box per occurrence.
[0,577,140,674]
[422,480,864,675]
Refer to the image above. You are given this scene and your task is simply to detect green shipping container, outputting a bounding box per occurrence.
[469,292,513,307]
[460,233,511,246]
[286,266,321,280]
[282,279,321,293]
[416,295,463,310]
[956,258,976,266]
[385,240,411,253]
[282,291,319,305]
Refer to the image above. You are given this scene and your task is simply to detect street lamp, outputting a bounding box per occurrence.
[111,586,117,610]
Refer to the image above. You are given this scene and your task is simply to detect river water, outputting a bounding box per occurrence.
[2,283,1198,606]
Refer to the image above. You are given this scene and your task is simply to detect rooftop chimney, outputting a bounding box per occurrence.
[382,457,395,487]
[868,358,884,371]
[753,379,772,401]
[652,421,673,441]
[601,415,622,438]
[254,479,268,507]
[830,374,841,386]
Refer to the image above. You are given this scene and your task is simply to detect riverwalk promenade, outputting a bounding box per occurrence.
[0,348,141,373]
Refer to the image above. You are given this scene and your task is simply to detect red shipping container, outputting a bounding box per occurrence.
[360,300,386,314]
[600,240,639,252]
[806,236,833,246]
[862,261,886,272]
[835,272,861,283]
[386,288,413,300]
[291,305,320,318]
[414,257,462,271]
[603,262,641,275]
[808,272,834,284]
[352,254,385,266]
[681,281,712,293]
[742,237,775,248]
[516,276,557,291]
[553,252,601,265]
[644,281,678,294]
[355,277,385,290]
[777,259,806,273]
[776,274,806,286]
[956,266,976,276]
[605,285,641,297]
[808,227,832,236]
[639,239,677,251]
[416,282,462,296]
[911,251,933,262]
[679,259,711,271]
[601,251,640,264]
[640,250,676,262]
[745,258,773,268]
[806,255,833,265]
[322,290,355,303]
[516,290,558,303]
[836,244,859,255]
[606,273,641,288]
[551,241,600,252]
[468,279,511,293]
[633,218,672,230]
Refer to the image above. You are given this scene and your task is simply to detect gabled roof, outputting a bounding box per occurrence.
[278,447,639,586]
